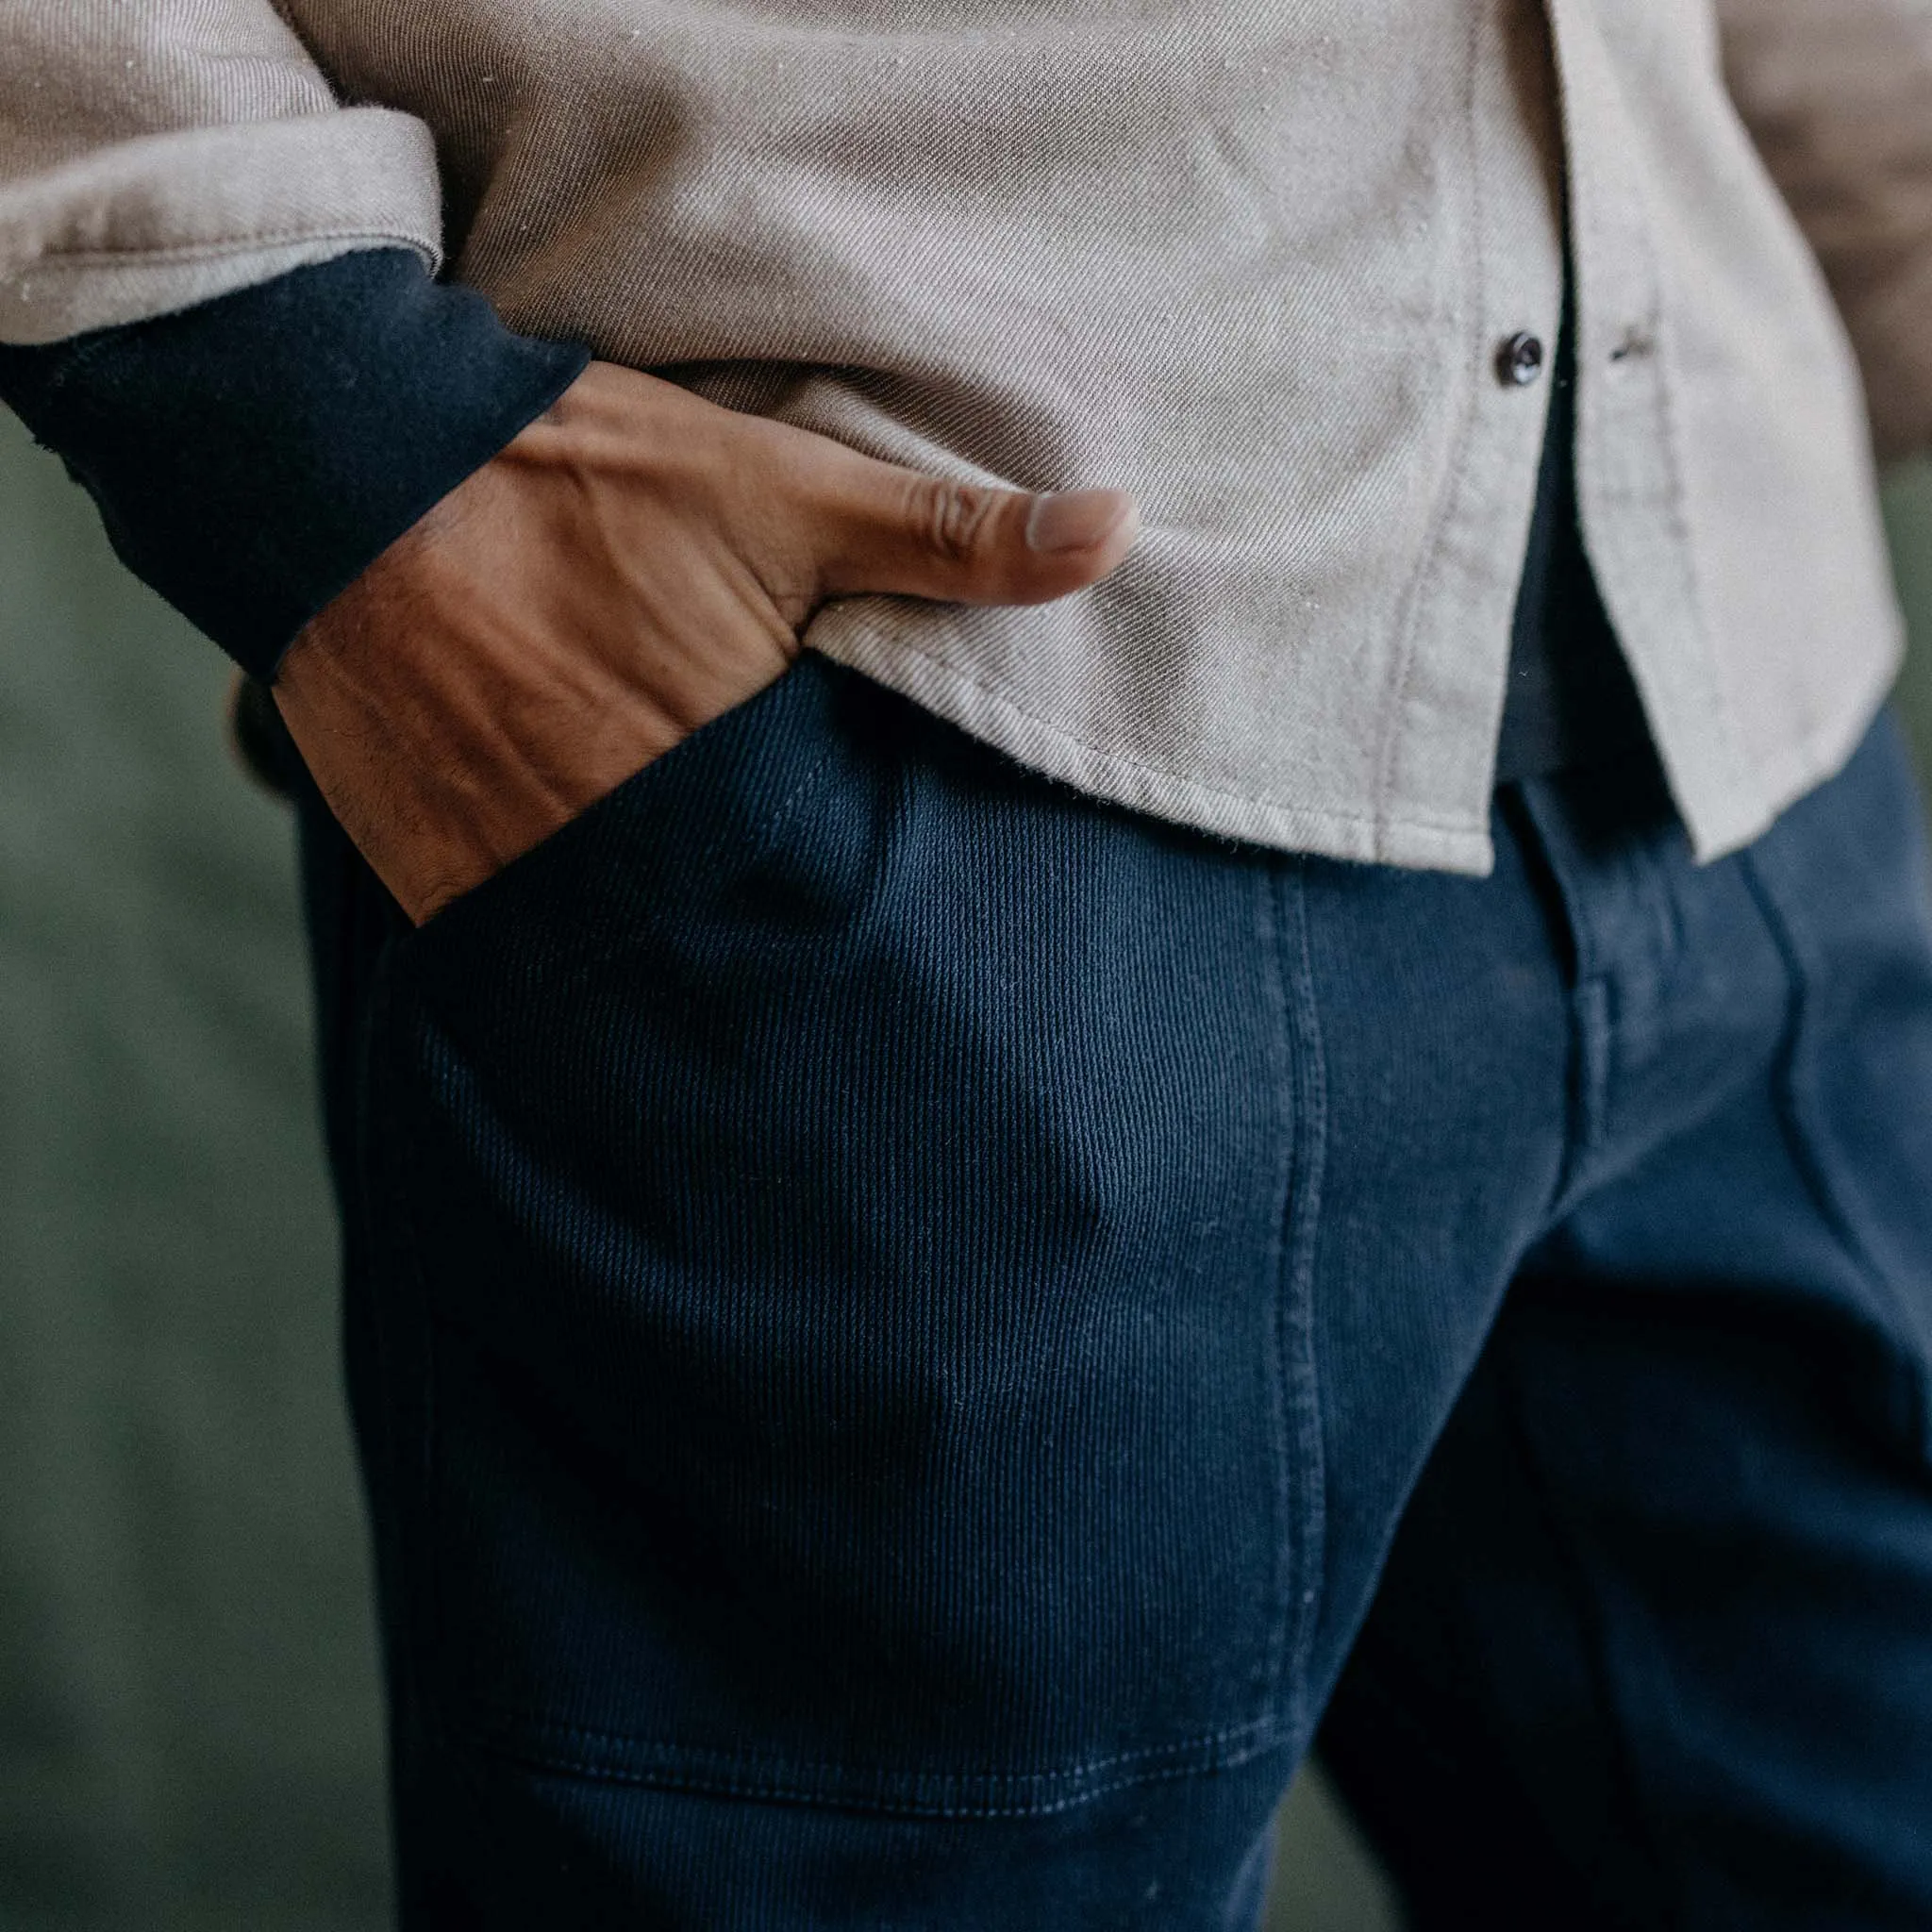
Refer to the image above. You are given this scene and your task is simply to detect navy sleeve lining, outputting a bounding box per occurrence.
[0,250,591,682]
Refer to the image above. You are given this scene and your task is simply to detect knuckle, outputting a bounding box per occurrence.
[911,475,998,564]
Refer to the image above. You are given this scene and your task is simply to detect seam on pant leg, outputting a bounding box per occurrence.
[1267,856,1331,1740]
[1252,862,1297,1723]
[1736,845,1932,1461]
[451,1714,1291,1822]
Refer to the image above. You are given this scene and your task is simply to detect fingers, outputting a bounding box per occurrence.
[542,363,1141,612]
[800,443,1142,608]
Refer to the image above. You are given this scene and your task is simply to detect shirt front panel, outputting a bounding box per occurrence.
[0,0,1907,873]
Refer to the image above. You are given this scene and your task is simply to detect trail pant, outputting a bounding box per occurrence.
[292,655,1932,1928]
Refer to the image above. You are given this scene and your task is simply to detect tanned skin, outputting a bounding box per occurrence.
[273,359,1142,924]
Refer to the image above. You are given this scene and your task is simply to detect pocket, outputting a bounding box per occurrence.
[364,662,1312,1819]
[392,649,825,978]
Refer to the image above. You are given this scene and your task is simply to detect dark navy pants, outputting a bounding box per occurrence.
[293,654,1932,1928]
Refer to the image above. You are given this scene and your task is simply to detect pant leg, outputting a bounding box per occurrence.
[1320,708,1932,1929]
[291,650,1589,1928]
[289,729,464,1924]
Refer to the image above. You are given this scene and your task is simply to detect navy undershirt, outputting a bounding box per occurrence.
[1493,288,1653,782]
[0,251,587,684]
[0,247,1649,784]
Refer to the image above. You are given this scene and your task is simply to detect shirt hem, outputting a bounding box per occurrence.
[810,629,1501,877]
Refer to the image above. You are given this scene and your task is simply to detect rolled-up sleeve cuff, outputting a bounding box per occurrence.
[0,248,591,682]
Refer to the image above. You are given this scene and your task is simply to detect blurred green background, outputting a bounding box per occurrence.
[4,404,1931,1930]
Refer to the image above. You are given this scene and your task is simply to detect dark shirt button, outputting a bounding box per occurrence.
[1496,331,1546,388]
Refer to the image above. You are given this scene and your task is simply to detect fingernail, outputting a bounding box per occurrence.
[1025,488,1137,553]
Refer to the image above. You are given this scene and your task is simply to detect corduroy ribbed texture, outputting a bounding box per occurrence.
[292,650,1932,1924]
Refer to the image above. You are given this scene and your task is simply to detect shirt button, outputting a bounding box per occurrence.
[1495,331,1545,388]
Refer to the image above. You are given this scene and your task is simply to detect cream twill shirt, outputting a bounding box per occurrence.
[2,0,1927,874]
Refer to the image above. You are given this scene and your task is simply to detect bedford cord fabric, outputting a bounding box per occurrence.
[293,653,1932,1924]
[0,1,1916,874]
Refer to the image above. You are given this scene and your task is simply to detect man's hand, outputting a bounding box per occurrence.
[271,359,1141,924]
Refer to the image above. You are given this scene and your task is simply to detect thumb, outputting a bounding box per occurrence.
[806,454,1141,608]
